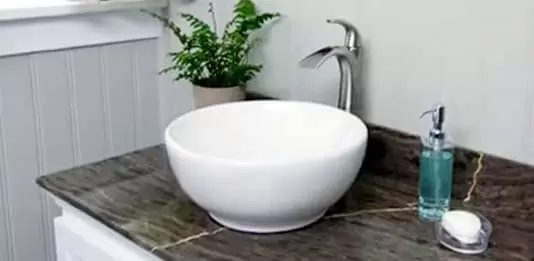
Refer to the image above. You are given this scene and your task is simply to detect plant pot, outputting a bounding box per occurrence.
[193,85,246,108]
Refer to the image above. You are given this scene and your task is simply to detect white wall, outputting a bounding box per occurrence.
[169,0,534,165]
[0,9,165,261]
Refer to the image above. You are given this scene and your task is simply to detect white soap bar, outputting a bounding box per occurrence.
[441,210,481,244]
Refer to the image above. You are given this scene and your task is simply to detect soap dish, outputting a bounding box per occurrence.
[436,212,492,255]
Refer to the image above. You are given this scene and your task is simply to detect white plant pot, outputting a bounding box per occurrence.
[193,85,246,108]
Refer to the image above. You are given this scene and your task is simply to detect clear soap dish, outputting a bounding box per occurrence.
[436,211,493,255]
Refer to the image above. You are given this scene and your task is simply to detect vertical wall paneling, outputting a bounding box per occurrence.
[103,43,137,155]
[29,55,50,261]
[0,55,48,261]
[72,47,109,164]
[0,58,14,261]
[32,52,71,261]
[31,51,76,174]
[0,38,162,261]
[0,4,165,259]
[131,44,143,149]
[134,40,161,147]
[100,47,114,157]
[157,18,169,136]
[66,51,81,165]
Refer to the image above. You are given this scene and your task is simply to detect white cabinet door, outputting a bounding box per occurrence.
[53,209,162,261]
[55,216,116,261]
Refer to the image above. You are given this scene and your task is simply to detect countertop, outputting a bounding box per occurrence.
[37,125,534,261]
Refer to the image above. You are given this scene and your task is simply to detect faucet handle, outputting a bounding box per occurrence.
[327,19,361,50]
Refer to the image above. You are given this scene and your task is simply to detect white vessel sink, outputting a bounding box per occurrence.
[164,100,368,233]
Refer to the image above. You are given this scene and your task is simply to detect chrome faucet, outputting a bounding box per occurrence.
[300,19,362,113]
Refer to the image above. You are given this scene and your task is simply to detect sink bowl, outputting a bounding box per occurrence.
[164,100,368,233]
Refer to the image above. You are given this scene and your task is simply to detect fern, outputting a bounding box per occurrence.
[144,0,280,88]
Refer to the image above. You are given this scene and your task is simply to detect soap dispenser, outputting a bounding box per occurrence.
[418,104,454,221]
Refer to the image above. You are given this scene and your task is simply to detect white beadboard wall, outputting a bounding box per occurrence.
[0,40,161,261]
[0,8,165,261]
[170,0,534,165]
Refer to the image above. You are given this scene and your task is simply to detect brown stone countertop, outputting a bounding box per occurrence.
[37,125,534,261]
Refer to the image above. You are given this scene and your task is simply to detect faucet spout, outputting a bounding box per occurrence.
[300,46,358,69]
[300,46,360,113]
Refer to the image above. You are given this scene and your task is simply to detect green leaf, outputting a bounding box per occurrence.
[234,0,257,17]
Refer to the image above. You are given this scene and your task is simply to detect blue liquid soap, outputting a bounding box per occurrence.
[418,142,454,221]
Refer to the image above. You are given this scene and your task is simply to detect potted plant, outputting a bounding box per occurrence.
[146,0,280,108]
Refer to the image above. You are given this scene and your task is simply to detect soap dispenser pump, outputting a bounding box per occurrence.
[418,104,454,221]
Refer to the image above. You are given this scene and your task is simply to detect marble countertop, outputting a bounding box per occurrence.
[37,126,534,261]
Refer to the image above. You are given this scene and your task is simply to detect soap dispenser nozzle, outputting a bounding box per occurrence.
[421,104,446,139]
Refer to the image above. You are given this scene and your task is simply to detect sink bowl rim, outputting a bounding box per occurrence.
[165,100,368,166]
